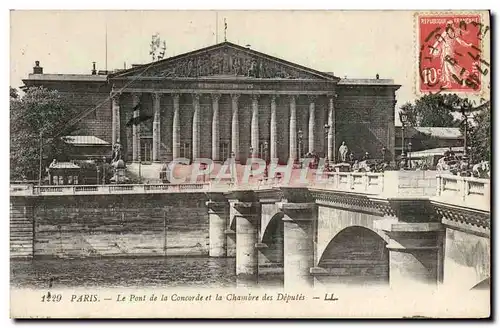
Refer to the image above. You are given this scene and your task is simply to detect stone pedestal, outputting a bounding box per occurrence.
[207,201,228,257]
[279,202,316,289]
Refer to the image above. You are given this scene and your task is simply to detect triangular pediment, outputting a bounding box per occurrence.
[110,42,338,81]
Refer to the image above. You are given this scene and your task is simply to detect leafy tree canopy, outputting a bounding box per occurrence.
[399,93,490,163]
[399,93,473,127]
[10,86,81,181]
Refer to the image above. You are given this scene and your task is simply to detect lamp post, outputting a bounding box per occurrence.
[96,165,100,185]
[264,141,269,178]
[462,111,471,168]
[298,129,303,163]
[399,112,408,157]
[408,142,412,169]
[38,131,43,186]
[102,156,106,185]
[230,151,236,183]
[324,124,330,160]
[399,112,408,170]
[200,162,207,182]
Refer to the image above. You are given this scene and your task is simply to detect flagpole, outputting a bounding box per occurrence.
[38,131,43,186]
[224,18,227,42]
[216,11,218,44]
[105,18,108,72]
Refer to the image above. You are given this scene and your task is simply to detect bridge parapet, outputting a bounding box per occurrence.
[435,174,490,212]
[10,183,211,196]
[318,172,384,194]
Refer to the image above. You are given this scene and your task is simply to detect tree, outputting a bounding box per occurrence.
[468,101,490,163]
[10,86,81,181]
[10,87,19,100]
[400,93,490,163]
[399,94,461,127]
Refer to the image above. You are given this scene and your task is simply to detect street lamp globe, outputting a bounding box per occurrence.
[399,112,408,124]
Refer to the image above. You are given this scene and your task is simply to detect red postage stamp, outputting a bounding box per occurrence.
[417,14,489,93]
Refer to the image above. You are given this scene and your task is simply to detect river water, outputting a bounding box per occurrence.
[11,257,283,289]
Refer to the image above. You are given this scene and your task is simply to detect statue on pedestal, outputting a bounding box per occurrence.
[339,141,349,163]
[112,141,122,164]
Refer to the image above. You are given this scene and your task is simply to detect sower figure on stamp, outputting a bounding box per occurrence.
[339,141,349,163]
[430,20,473,89]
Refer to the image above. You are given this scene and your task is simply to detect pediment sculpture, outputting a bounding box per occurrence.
[144,47,320,79]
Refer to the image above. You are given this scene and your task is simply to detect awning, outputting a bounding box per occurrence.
[408,146,464,158]
[64,135,110,146]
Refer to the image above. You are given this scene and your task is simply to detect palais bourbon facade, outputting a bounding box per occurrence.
[23,42,400,164]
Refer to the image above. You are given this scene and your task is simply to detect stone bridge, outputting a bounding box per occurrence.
[10,171,490,290]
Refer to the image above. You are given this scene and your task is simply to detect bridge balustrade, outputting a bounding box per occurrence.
[9,173,491,210]
[435,174,490,211]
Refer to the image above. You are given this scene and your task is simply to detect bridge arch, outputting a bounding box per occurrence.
[258,211,284,268]
[316,226,389,286]
[261,212,284,244]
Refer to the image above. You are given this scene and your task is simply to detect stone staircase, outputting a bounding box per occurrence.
[10,202,34,259]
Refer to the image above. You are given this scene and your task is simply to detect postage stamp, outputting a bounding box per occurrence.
[417,13,489,94]
[9,10,491,319]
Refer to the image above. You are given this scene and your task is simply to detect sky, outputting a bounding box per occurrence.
[9,10,488,124]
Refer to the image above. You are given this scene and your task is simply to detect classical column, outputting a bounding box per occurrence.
[111,92,121,145]
[211,93,221,161]
[172,94,180,159]
[192,93,200,160]
[278,202,316,289]
[231,94,240,162]
[289,95,297,162]
[131,93,141,162]
[308,96,316,154]
[234,201,260,282]
[207,200,229,257]
[270,95,278,161]
[327,95,335,162]
[251,94,260,158]
[152,93,161,162]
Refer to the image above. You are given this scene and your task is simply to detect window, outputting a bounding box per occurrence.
[181,142,191,160]
[220,142,230,161]
[140,138,153,162]
[297,143,305,159]
[258,141,269,161]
